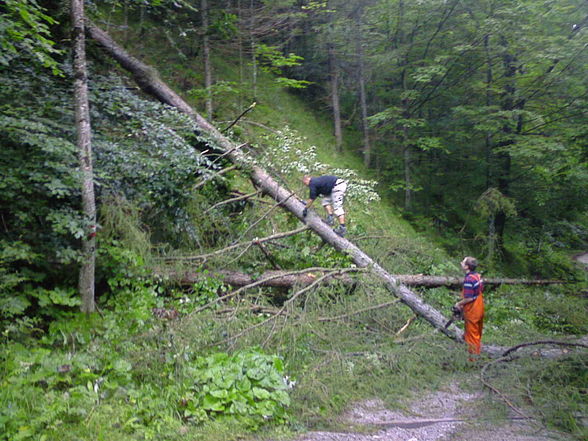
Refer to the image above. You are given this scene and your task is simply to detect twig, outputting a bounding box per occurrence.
[235,189,298,241]
[318,299,401,322]
[354,235,396,242]
[501,340,588,357]
[163,225,308,262]
[235,119,279,133]
[193,165,237,190]
[256,241,282,270]
[206,143,248,168]
[216,305,279,315]
[395,315,417,336]
[480,356,531,419]
[222,102,256,133]
[204,190,261,213]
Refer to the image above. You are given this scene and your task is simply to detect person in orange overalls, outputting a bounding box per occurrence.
[454,256,484,358]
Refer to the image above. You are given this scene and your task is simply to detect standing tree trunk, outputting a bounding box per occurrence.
[327,1,343,152]
[249,0,257,99]
[72,0,96,313]
[355,9,371,167]
[328,42,343,152]
[493,37,521,250]
[201,0,213,119]
[237,0,244,109]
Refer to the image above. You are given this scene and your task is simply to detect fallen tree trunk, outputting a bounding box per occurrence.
[89,23,514,355]
[159,269,355,288]
[159,268,562,289]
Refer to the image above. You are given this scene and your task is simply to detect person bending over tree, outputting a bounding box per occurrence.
[301,175,348,237]
[454,256,484,360]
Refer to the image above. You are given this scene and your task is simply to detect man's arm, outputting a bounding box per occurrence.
[454,296,476,310]
[302,198,315,217]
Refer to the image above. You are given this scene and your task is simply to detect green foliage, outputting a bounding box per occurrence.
[184,349,291,427]
[255,44,311,89]
[0,0,63,75]
[475,188,517,219]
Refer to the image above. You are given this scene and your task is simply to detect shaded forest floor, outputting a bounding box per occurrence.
[267,379,576,441]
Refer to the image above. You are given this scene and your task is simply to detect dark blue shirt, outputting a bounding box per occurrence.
[309,175,338,200]
[463,272,483,299]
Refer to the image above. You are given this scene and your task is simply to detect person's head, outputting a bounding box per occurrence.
[302,175,312,186]
[461,256,478,272]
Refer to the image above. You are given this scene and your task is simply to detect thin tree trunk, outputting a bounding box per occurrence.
[87,22,511,355]
[328,43,343,152]
[201,0,213,119]
[237,0,243,109]
[401,98,412,211]
[494,51,516,248]
[482,35,499,261]
[327,1,342,152]
[72,0,96,313]
[355,11,371,166]
[250,0,257,99]
[403,142,412,210]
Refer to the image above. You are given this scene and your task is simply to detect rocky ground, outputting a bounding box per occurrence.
[280,382,575,441]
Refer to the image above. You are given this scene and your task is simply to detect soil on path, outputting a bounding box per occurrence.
[279,382,574,441]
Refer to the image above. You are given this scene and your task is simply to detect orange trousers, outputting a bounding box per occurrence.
[463,295,484,355]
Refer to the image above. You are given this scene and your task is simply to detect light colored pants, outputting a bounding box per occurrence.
[321,179,347,216]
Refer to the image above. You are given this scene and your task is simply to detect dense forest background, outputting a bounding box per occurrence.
[1,1,587,440]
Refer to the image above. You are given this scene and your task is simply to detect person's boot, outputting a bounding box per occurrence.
[334,224,346,237]
[325,214,334,226]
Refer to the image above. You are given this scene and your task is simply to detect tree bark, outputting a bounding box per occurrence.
[72,0,96,313]
[328,42,343,152]
[355,10,371,167]
[201,0,213,119]
[88,22,507,353]
[327,1,342,152]
[159,268,563,289]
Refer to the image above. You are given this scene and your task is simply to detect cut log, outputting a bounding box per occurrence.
[160,268,562,289]
[89,23,525,356]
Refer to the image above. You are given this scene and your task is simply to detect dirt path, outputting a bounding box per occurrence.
[278,382,575,441]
